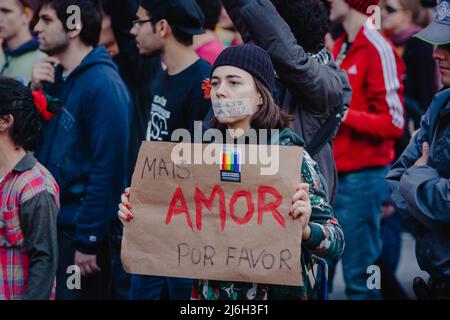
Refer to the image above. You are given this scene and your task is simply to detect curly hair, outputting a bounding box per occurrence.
[0,77,59,151]
[271,0,329,54]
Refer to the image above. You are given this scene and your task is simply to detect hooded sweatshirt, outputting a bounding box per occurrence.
[36,46,131,254]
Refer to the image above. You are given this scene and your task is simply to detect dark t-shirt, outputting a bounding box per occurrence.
[146,58,211,142]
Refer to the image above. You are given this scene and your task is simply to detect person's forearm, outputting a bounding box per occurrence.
[233,0,342,113]
[343,109,404,139]
[303,220,344,261]
[400,166,450,223]
[20,192,58,300]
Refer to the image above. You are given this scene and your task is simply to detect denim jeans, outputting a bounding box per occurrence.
[382,210,403,273]
[332,167,388,300]
[129,275,193,300]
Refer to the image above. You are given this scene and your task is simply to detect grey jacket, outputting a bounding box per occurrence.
[386,88,450,279]
[222,0,352,203]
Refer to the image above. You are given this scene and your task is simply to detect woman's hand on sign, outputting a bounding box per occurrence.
[290,183,312,241]
[118,187,134,223]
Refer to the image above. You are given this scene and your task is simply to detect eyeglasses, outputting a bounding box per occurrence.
[132,19,152,29]
[385,5,402,14]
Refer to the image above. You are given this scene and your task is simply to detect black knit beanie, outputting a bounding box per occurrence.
[211,44,275,93]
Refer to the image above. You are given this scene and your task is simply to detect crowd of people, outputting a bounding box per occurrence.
[0,0,448,300]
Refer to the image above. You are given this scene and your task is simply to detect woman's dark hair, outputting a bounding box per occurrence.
[211,77,293,132]
[271,0,329,54]
[37,0,103,47]
[0,77,59,151]
[196,0,222,31]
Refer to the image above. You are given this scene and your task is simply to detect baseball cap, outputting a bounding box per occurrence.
[139,0,204,35]
[414,0,450,45]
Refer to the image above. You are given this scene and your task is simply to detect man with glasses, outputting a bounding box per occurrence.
[130,0,211,142]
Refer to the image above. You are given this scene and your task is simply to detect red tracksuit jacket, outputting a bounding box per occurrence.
[332,22,406,173]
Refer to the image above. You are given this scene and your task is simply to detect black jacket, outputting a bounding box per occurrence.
[221,0,352,203]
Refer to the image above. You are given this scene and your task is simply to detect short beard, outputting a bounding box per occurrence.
[40,40,69,57]
[143,46,163,58]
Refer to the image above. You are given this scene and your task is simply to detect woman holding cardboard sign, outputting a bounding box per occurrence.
[118,44,344,300]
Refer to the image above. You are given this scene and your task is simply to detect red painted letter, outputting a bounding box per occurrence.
[194,185,226,231]
[166,188,193,230]
[229,190,254,225]
[258,186,285,228]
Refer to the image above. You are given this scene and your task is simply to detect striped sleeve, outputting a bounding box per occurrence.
[344,23,405,138]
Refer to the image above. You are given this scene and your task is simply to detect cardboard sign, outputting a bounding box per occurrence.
[121,141,304,286]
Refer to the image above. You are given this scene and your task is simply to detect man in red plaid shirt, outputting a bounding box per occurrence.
[0,77,59,300]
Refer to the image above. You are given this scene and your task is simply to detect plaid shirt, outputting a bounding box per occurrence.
[0,153,59,300]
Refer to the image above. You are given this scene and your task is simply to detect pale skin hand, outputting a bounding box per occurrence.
[290,183,312,241]
[414,142,430,167]
[30,57,60,91]
[74,251,101,277]
[118,187,133,223]
[118,185,313,241]
[382,204,396,219]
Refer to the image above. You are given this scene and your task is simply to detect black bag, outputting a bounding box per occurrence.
[305,93,345,157]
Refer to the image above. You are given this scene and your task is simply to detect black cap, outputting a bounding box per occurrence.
[212,45,276,94]
[139,0,205,35]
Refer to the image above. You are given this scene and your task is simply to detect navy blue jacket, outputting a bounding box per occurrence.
[386,87,450,279]
[36,46,131,254]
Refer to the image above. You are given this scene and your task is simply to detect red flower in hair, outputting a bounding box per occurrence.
[32,90,54,120]
[201,78,212,100]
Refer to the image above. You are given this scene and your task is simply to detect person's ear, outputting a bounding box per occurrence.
[257,94,263,107]
[0,115,13,132]
[23,7,34,24]
[159,20,169,38]
[68,22,83,39]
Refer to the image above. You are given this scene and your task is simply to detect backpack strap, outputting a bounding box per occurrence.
[305,93,345,157]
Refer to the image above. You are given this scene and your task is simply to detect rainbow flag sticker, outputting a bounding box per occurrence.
[220,148,241,183]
